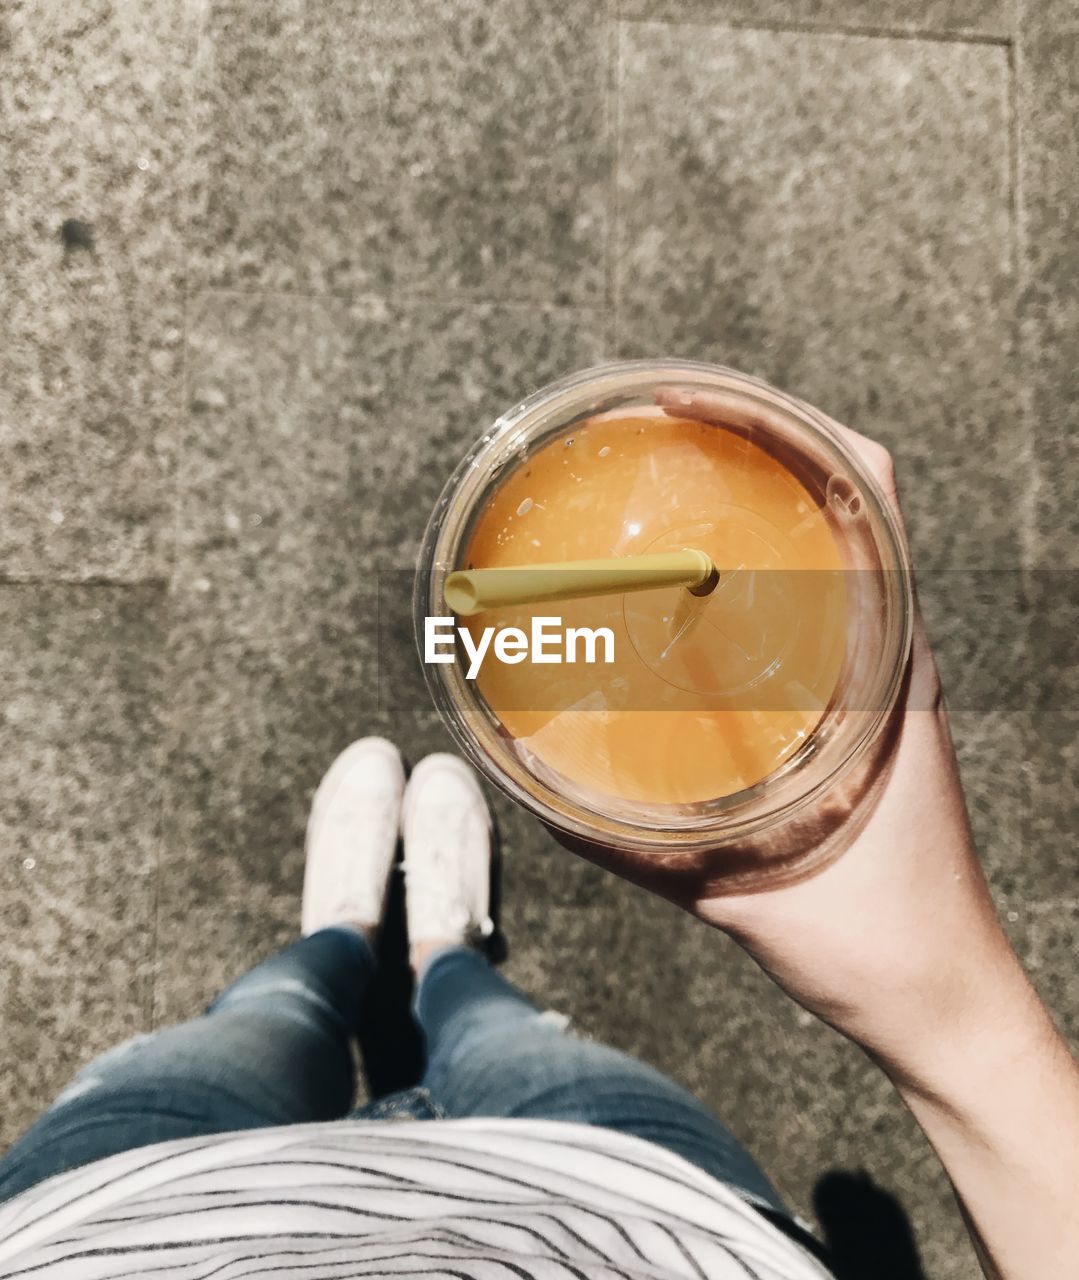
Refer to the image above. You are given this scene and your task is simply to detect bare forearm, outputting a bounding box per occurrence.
[878,954,1079,1280]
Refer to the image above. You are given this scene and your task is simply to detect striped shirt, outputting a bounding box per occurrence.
[0,1119,834,1279]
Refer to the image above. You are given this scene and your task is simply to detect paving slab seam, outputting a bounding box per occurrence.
[618,15,1012,46]
[0,575,172,588]
[1005,38,1037,572]
[603,12,620,359]
[150,283,194,1030]
[185,285,607,316]
[1012,25,1048,575]
[609,18,625,359]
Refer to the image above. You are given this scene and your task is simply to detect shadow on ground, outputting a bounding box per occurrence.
[814,1170,929,1280]
[357,863,424,1095]
[357,818,506,1097]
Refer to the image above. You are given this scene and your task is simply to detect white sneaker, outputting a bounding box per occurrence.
[302,737,406,937]
[401,753,494,947]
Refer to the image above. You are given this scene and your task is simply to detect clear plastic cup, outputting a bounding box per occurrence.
[415,361,912,882]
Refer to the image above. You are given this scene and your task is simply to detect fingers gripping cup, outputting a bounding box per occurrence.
[415,361,912,883]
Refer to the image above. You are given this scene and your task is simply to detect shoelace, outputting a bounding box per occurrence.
[312,790,401,850]
[398,861,495,938]
[399,809,494,938]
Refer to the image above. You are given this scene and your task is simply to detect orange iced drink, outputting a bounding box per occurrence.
[460,412,847,807]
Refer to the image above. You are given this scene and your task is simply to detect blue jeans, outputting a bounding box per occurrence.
[0,929,787,1218]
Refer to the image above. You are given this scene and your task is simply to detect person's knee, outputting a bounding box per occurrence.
[424,1003,572,1089]
[48,1032,156,1110]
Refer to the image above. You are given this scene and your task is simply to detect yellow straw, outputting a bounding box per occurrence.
[444,549,718,617]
